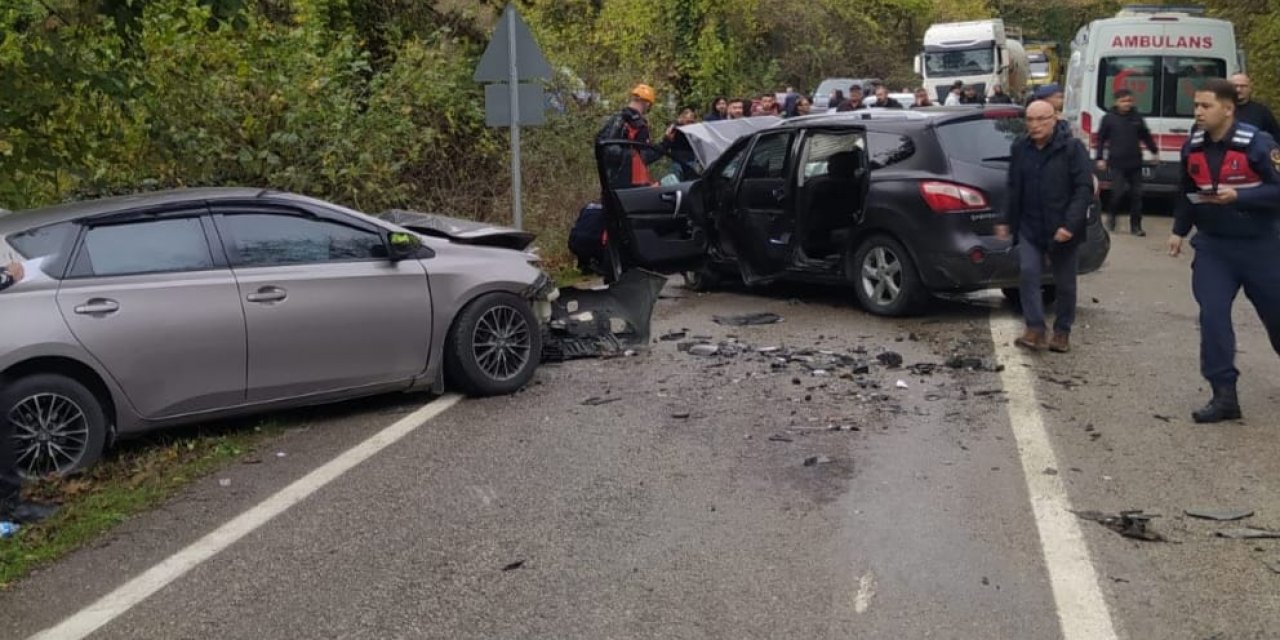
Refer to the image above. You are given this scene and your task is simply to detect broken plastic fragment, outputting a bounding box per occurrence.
[1215,527,1280,540]
[1184,508,1255,522]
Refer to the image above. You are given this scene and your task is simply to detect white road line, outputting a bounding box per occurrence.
[29,394,464,640]
[989,316,1119,640]
[853,571,876,614]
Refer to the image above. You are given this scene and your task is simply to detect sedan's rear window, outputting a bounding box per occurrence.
[6,221,76,260]
[935,115,1027,164]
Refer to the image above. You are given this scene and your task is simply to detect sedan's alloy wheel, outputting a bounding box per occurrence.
[11,392,91,477]
[472,304,533,382]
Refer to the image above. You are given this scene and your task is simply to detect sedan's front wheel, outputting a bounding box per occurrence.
[444,292,542,397]
[1,374,108,477]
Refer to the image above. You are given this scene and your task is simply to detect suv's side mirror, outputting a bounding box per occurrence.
[387,231,423,261]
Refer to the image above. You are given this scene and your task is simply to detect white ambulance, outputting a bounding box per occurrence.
[1063,5,1243,193]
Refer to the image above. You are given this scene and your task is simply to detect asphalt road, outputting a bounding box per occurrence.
[3,216,1279,639]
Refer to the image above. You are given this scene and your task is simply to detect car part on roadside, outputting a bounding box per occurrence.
[1074,510,1168,542]
[542,269,667,362]
[1184,508,1255,522]
[1214,527,1280,540]
[712,312,781,326]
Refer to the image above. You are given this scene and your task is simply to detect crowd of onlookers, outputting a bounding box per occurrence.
[695,79,1021,123]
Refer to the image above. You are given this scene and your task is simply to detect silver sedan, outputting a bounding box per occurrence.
[0,188,554,475]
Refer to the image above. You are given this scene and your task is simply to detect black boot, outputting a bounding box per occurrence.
[1192,385,1242,423]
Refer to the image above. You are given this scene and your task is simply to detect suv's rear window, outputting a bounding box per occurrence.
[935,115,1027,164]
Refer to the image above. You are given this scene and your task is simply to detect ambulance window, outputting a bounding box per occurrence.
[1098,56,1158,116]
[1163,57,1227,117]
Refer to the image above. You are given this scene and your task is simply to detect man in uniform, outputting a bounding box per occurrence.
[1,260,59,524]
[1167,78,1280,423]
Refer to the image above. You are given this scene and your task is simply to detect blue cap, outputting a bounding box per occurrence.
[1033,83,1063,99]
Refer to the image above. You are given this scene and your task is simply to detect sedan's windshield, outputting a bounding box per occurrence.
[924,47,995,78]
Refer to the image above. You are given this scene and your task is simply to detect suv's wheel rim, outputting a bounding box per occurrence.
[861,246,903,306]
[11,392,90,476]
[473,305,532,382]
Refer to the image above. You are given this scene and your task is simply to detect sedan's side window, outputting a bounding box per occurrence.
[220,213,387,267]
[75,218,214,277]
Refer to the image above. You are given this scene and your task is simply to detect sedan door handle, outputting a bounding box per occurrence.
[246,287,287,303]
[771,187,786,203]
[73,299,120,315]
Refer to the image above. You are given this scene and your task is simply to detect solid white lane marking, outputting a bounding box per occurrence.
[854,571,876,614]
[29,394,464,640]
[989,316,1119,640]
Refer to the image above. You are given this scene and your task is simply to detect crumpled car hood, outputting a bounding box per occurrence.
[379,209,536,252]
[677,116,783,169]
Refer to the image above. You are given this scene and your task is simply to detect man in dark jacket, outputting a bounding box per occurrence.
[1231,74,1280,141]
[1096,88,1159,235]
[596,83,660,188]
[1168,79,1280,423]
[1,260,59,525]
[988,84,1014,104]
[996,100,1094,353]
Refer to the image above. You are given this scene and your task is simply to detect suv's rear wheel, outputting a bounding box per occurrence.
[681,267,720,292]
[2,374,108,477]
[444,292,542,397]
[851,235,929,316]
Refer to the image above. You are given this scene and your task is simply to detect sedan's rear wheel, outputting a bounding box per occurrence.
[2,374,108,477]
[851,235,929,316]
[444,292,542,397]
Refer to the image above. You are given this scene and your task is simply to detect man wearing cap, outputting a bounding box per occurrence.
[596,84,660,188]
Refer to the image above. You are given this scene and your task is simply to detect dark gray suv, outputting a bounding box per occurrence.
[596,106,1110,316]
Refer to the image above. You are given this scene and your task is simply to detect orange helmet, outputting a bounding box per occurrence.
[630,83,656,104]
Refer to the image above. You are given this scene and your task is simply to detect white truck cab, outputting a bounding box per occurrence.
[915,19,1030,104]
[1064,5,1242,193]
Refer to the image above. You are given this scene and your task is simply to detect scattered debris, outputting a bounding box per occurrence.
[218,478,232,487]
[1215,528,1280,540]
[502,560,526,571]
[1264,558,1280,575]
[1184,508,1254,522]
[713,312,782,326]
[581,396,621,406]
[768,434,794,443]
[1075,510,1168,542]
[1153,414,1175,423]
[877,352,904,368]
[671,411,691,419]
[803,455,833,466]
[1043,468,1059,476]
[686,343,720,357]
[275,452,287,458]
[543,269,667,361]
[907,363,938,376]
[895,380,910,389]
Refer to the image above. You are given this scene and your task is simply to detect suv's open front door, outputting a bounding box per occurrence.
[595,140,708,278]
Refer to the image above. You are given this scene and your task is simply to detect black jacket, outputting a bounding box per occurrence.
[1236,101,1280,141]
[1096,109,1158,170]
[988,93,1014,104]
[1006,127,1094,249]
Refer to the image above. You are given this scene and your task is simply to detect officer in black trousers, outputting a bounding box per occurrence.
[1168,78,1280,424]
[0,261,59,524]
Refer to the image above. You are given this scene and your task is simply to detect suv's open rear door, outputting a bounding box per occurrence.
[595,140,708,278]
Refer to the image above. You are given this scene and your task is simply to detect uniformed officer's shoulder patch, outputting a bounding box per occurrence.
[1271,147,1280,171]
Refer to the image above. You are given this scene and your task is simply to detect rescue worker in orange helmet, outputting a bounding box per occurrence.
[596,84,663,188]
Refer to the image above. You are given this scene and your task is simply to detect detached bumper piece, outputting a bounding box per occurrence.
[542,269,667,362]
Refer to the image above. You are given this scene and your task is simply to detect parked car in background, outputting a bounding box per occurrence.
[595,106,1109,317]
[0,188,554,476]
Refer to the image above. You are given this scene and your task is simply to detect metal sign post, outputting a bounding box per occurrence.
[474,4,552,231]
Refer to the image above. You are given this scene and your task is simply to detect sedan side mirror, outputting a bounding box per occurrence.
[387,231,423,261]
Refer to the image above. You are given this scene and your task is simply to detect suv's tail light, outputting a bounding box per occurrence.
[920,181,989,213]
